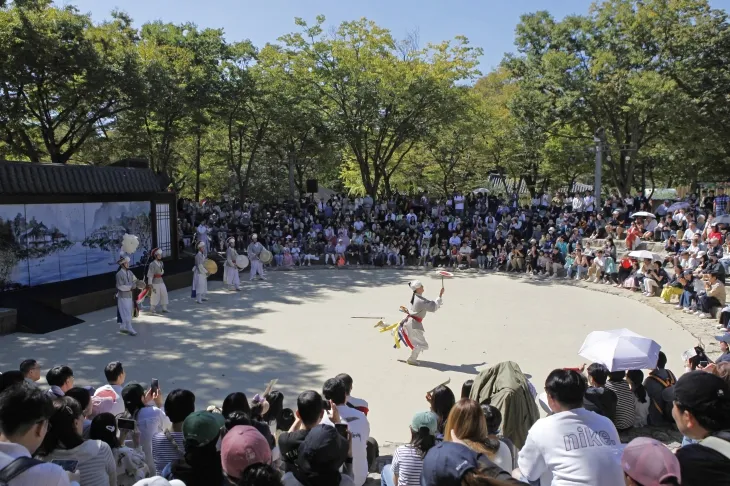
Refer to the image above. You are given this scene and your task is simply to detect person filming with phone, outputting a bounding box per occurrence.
[0,382,80,486]
[320,378,370,486]
[121,382,171,474]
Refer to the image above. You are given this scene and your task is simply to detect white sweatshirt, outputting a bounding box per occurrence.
[518,408,624,486]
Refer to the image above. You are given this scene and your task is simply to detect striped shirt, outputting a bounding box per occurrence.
[392,445,425,486]
[605,380,637,430]
[40,440,116,486]
[151,431,185,475]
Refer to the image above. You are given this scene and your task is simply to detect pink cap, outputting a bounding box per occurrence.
[621,437,681,486]
[221,426,271,479]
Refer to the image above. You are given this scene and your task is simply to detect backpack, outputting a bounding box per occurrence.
[646,370,677,420]
[0,457,44,486]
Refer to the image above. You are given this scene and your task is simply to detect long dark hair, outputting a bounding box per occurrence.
[410,426,436,457]
[89,413,120,450]
[262,390,284,428]
[430,385,455,435]
[626,370,647,403]
[36,397,84,456]
[222,392,250,418]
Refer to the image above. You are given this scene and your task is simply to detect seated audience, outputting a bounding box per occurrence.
[278,391,324,472]
[94,361,127,417]
[167,411,225,486]
[19,359,41,387]
[90,413,149,485]
[281,424,354,486]
[381,411,437,486]
[582,363,617,422]
[45,366,74,398]
[220,425,274,485]
[122,383,171,473]
[516,369,623,486]
[152,389,195,475]
[621,437,681,486]
[604,370,637,431]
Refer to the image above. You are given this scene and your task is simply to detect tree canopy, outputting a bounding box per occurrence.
[1,0,728,200]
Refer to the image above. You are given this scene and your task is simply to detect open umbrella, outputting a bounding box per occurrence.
[630,211,655,219]
[472,188,491,195]
[667,201,690,212]
[579,329,661,371]
[628,250,662,261]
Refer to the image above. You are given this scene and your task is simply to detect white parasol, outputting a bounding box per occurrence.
[579,329,661,371]
[667,201,690,212]
[630,211,655,219]
[628,250,662,261]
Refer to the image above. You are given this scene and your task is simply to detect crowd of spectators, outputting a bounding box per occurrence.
[178,187,730,324]
[1,350,729,486]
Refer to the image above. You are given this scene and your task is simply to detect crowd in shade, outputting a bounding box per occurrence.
[179,187,730,325]
[0,351,728,486]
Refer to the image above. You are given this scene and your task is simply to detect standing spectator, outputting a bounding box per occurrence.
[0,382,76,486]
[89,413,148,485]
[604,371,637,431]
[152,389,195,475]
[381,411,437,486]
[94,361,126,418]
[517,369,623,486]
[643,352,677,425]
[19,359,41,388]
[321,378,369,486]
[45,366,74,398]
[621,437,681,486]
[36,397,116,486]
[666,371,730,483]
[714,187,730,216]
[583,363,617,422]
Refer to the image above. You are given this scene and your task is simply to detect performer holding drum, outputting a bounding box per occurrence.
[192,241,210,303]
[224,237,242,291]
[247,234,267,281]
[147,248,169,313]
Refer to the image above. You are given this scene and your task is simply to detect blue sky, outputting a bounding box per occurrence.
[59,0,729,73]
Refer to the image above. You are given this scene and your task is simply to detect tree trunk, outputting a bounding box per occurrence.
[195,128,202,202]
[287,151,296,201]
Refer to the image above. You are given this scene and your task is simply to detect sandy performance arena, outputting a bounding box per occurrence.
[0,270,693,446]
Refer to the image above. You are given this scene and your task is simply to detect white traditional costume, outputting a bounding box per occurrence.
[116,256,138,336]
[224,237,241,290]
[191,242,209,303]
[196,223,209,254]
[247,234,266,280]
[147,248,168,312]
[402,280,442,365]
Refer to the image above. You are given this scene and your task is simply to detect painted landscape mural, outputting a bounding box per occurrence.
[0,202,151,290]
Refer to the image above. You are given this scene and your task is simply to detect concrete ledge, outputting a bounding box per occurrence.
[37,271,194,316]
[0,308,17,335]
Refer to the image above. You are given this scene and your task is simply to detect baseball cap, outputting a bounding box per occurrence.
[421,441,483,486]
[716,334,730,344]
[182,411,225,447]
[298,424,348,473]
[221,425,271,479]
[621,437,680,486]
[410,411,438,436]
[662,370,730,409]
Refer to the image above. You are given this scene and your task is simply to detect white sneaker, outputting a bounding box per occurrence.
[675,305,683,310]
[717,324,727,330]
[698,313,710,319]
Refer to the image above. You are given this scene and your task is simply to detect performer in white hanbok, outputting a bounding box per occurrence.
[146,248,169,312]
[247,234,266,281]
[402,280,444,365]
[224,237,241,291]
[116,256,138,336]
[191,241,209,303]
[196,222,210,254]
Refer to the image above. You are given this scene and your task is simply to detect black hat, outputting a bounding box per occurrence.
[297,424,348,473]
[662,370,729,410]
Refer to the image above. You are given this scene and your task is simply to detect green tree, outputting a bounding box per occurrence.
[0,1,140,163]
[279,16,481,197]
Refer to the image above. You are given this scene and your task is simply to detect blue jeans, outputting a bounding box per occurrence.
[381,464,395,486]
